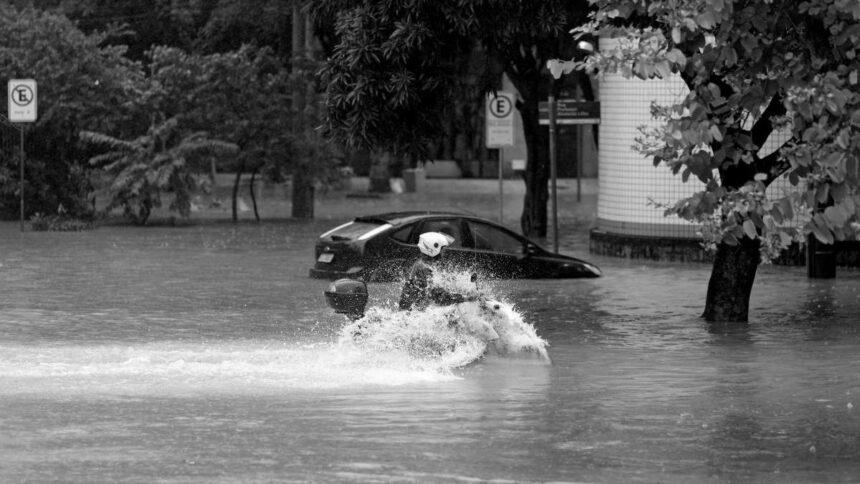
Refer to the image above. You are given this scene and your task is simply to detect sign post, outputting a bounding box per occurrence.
[538,100,600,202]
[548,95,559,253]
[8,79,38,231]
[485,92,515,223]
[538,99,600,251]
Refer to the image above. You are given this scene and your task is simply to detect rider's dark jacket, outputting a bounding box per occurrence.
[398,259,467,311]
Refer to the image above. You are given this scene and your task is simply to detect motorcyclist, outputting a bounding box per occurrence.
[398,231,472,311]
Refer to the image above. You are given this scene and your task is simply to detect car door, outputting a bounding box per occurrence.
[463,220,529,277]
[415,218,476,270]
[519,241,564,277]
[367,222,422,280]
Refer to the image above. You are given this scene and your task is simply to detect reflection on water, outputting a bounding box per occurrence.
[1,221,859,482]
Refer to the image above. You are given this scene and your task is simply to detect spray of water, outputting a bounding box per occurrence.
[0,341,467,396]
[0,271,548,396]
[337,269,549,371]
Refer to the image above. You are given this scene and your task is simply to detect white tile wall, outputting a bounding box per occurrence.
[597,37,701,237]
[596,38,800,237]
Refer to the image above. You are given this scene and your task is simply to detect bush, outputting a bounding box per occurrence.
[28,213,94,231]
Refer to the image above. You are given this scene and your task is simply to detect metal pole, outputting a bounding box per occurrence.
[19,127,24,231]
[548,95,559,253]
[576,125,582,202]
[498,147,504,223]
[291,1,304,131]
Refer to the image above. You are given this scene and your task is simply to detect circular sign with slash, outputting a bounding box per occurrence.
[10,85,34,107]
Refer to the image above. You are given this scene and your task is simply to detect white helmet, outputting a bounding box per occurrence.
[418,232,455,257]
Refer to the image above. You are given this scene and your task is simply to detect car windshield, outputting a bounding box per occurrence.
[322,221,384,241]
[467,221,524,254]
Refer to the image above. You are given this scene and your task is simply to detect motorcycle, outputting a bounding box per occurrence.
[324,273,549,368]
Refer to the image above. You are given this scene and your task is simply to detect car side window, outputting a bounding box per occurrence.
[418,219,464,248]
[467,221,523,254]
[389,223,416,244]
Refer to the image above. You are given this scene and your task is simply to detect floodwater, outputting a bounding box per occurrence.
[1,220,859,483]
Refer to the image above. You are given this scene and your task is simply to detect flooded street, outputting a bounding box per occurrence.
[1,220,859,482]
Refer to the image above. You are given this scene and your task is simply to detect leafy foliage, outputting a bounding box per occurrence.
[82,44,317,223]
[37,0,210,60]
[0,4,141,219]
[28,212,94,231]
[560,0,860,261]
[7,3,337,223]
[81,118,237,224]
[146,45,294,173]
[315,0,475,158]
[193,0,294,58]
[313,0,590,236]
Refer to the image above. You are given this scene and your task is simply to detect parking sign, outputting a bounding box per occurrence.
[8,79,37,122]
[485,92,515,147]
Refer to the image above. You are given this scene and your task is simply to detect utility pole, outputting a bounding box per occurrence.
[548,92,559,254]
[290,1,315,218]
[19,126,24,231]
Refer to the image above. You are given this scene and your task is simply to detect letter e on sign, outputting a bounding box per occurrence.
[489,96,512,118]
[8,79,37,123]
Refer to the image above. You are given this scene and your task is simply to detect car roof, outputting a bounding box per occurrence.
[348,211,570,258]
[354,211,474,226]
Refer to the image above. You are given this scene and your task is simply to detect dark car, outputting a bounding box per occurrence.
[309,211,601,281]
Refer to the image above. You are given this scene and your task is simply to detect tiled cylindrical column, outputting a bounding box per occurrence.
[596,37,701,238]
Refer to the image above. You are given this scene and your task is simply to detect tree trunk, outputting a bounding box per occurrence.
[291,163,315,219]
[702,238,761,322]
[210,159,217,194]
[368,150,392,193]
[517,97,550,238]
[288,1,315,220]
[249,168,260,222]
[231,170,242,222]
[806,233,836,278]
[505,63,550,238]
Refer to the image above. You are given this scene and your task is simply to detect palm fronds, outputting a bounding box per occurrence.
[81,117,238,224]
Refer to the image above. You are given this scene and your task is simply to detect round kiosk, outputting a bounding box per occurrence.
[589,38,706,262]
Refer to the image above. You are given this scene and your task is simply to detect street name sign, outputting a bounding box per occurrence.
[539,100,599,125]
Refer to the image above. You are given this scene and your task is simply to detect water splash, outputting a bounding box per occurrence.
[0,341,463,397]
[337,270,549,370]
[0,271,548,396]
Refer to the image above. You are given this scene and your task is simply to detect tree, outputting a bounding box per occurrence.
[315,1,466,160]
[193,0,293,59]
[556,0,860,322]
[0,4,140,220]
[48,0,337,221]
[194,0,340,219]
[314,1,470,195]
[35,0,208,60]
[312,0,591,237]
[146,45,296,221]
[81,118,237,224]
